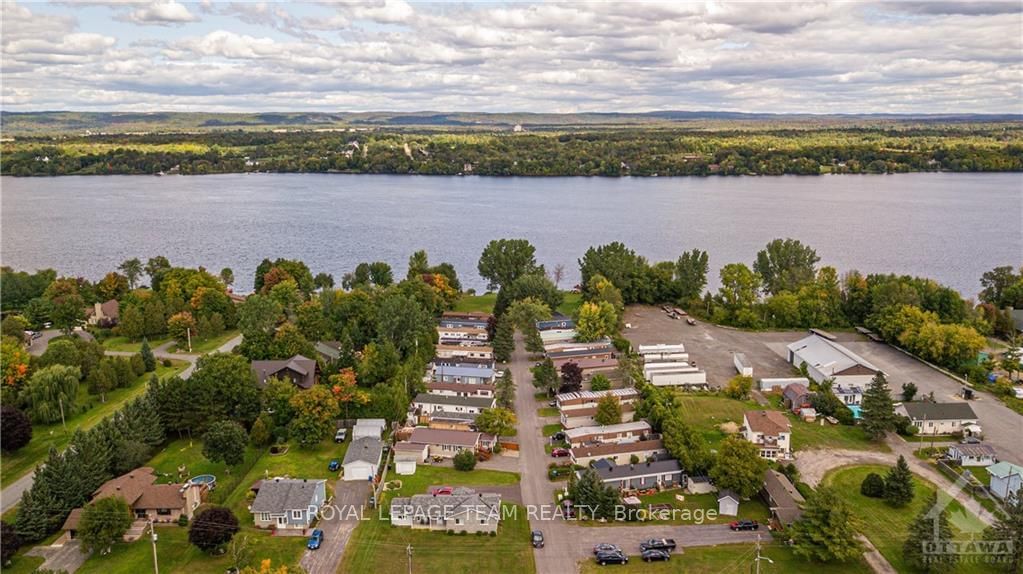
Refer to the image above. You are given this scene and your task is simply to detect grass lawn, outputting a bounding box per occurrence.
[823,465,990,574]
[167,329,240,355]
[453,293,497,313]
[76,524,305,574]
[789,416,889,452]
[102,335,173,352]
[537,406,559,417]
[557,292,583,316]
[542,423,563,437]
[574,490,771,527]
[672,395,761,447]
[0,360,189,488]
[384,465,519,498]
[340,502,535,574]
[577,542,869,573]
[2,553,45,574]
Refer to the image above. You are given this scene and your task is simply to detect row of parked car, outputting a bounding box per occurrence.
[593,539,676,565]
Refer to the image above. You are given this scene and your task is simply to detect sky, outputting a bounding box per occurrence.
[2,1,1022,114]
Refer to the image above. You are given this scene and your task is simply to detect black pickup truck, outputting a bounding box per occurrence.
[639,538,677,552]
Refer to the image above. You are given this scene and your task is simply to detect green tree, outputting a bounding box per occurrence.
[142,298,166,337]
[661,412,712,474]
[453,449,477,471]
[723,375,753,400]
[478,239,541,291]
[901,382,919,402]
[119,305,144,341]
[575,300,618,342]
[709,436,768,498]
[407,250,430,280]
[1,521,21,566]
[754,238,820,295]
[578,242,650,304]
[531,358,559,395]
[593,394,622,426]
[499,273,562,316]
[44,278,85,333]
[860,372,896,440]
[860,472,886,498]
[495,369,515,409]
[716,263,762,314]
[904,492,958,573]
[1,315,28,339]
[1,406,32,452]
[118,258,143,289]
[189,506,240,553]
[791,486,863,562]
[288,385,341,448]
[220,267,234,288]
[589,374,611,392]
[568,468,621,520]
[261,378,297,429]
[675,249,709,302]
[202,420,248,468]
[884,455,915,507]
[982,492,1023,573]
[249,415,271,447]
[492,318,515,363]
[475,407,517,440]
[139,338,156,372]
[78,496,133,554]
[20,365,80,424]
[166,311,196,347]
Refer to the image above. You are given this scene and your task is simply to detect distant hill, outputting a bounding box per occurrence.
[2,110,1020,136]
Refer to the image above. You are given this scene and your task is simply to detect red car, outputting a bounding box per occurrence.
[551,448,571,457]
[430,486,453,495]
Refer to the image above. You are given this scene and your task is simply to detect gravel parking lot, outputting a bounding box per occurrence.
[623,306,801,387]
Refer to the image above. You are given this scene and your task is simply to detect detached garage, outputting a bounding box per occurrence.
[342,437,383,482]
[393,442,428,476]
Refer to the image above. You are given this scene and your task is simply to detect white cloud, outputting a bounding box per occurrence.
[2,1,1021,113]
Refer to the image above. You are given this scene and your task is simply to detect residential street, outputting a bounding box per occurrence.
[509,335,760,574]
[300,480,370,574]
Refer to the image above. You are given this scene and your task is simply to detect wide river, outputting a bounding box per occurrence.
[1,173,1020,297]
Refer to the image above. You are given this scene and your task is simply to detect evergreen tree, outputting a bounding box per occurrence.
[495,369,515,409]
[860,472,886,498]
[67,429,113,490]
[493,318,514,363]
[791,486,863,562]
[982,492,1023,573]
[860,372,896,440]
[524,327,545,354]
[904,492,958,573]
[140,338,156,372]
[530,358,559,395]
[885,455,915,507]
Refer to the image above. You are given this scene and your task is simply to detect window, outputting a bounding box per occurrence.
[292,510,302,520]
[479,519,487,525]
[455,518,462,525]
[157,508,171,516]
[260,513,270,522]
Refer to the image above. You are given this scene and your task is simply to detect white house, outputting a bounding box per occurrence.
[353,419,386,440]
[393,442,428,476]
[564,421,651,447]
[342,437,383,481]
[436,327,489,342]
[569,439,667,467]
[988,461,1023,500]
[833,384,864,406]
[435,344,494,360]
[786,333,880,386]
[946,443,997,467]
[742,410,792,460]
[896,402,981,436]
[413,393,495,418]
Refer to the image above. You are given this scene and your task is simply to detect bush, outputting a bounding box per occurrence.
[894,415,918,436]
[860,473,886,498]
[629,454,640,464]
[177,514,189,527]
[453,449,477,471]
[189,506,239,553]
[162,358,172,367]
[0,406,32,453]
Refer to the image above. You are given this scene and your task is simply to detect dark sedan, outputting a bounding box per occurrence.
[595,551,628,565]
[641,549,671,562]
[730,519,760,531]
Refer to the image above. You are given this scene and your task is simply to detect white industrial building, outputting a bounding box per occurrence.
[786,332,880,386]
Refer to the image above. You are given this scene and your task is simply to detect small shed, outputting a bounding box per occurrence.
[718,489,740,516]
[393,442,427,476]
[686,475,716,495]
[733,353,753,377]
[353,419,387,440]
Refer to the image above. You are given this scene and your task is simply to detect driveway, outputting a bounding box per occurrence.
[299,480,370,574]
[25,539,88,573]
[26,329,94,356]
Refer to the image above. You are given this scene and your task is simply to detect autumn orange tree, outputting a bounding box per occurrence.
[329,368,370,419]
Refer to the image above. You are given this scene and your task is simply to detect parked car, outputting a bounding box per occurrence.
[531,530,544,548]
[552,431,567,441]
[593,543,621,555]
[548,400,558,407]
[334,428,347,443]
[641,549,671,562]
[328,459,340,472]
[306,529,324,550]
[561,500,576,519]
[639,539,676,552]
[551,448,570,458]
[961,436,982,444]
[595,551,628,565]
[431,486,453,495]
[730,520,759,531]
[686,318,697,326]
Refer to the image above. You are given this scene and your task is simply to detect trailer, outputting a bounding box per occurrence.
[733,353,753,377]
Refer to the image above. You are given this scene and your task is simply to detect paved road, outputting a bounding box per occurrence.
[26,328,94,356]
[300,480,370,574]
[509,335,760,573]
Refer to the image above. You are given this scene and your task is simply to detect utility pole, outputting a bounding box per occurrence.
[149,518,159,574]
[406,543,413,574]
[186,327,192,353]
[753,534,773,574]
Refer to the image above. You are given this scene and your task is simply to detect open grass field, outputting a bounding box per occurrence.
[384,466,519,498]
[789,416,889,452]
[672,394,760,446]
[0,359,189,488]
[453,293,497,313]
[577,542,869,573]
[542,423,564,437]
[75,524,305,574]
[557,292,583,317]
[823,465,991,574]
[168,329,240,354]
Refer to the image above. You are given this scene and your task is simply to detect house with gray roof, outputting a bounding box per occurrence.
[585,458,685,490]
[342,437,383,482]
[250,355,318,390]
[896,402,981,436]
[250,478,326,530]
[389,488,502,533]
[413,393,495,419]
[787,332,880,386]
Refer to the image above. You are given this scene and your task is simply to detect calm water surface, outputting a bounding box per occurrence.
[2,173,1020,297]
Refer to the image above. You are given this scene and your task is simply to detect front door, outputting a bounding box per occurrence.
[276,515,287,527]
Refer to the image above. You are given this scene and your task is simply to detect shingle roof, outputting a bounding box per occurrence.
[343,437,384,466]
[413,393,494,409]
[571,439,664,459]
[763,469,805,507]
[564,421,651,441]
[250,355,317,389]
[949,444,996,458]
[900,402,978,421]
[93,467,157,505]
[744,410,791,435]
[591,458,683,480]
[718,489,740,502]
[134,484,187,510]
[409,428,481,447]
[250,478,325,513]
[390,489,502,520]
